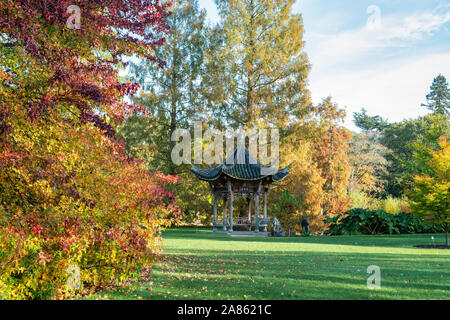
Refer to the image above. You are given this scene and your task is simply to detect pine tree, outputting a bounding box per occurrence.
[204,0,311,130]
[422,74,450,116]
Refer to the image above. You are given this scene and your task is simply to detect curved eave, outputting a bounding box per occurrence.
[190,165,223,181]
[272,162,295,182]
[221,171,266,181]
[190,161,295,183]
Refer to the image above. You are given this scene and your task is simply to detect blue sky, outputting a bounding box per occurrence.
[198,0,450,131]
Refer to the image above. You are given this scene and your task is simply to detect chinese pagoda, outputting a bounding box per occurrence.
[190,146,293,234]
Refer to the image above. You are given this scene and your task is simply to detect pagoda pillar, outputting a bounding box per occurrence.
[254,195,259,232]
[213,194,217,232]
[247,198,252,231]
[255,181,262,232]
[222,197,227,231]
[228,180,233,232]
[263,192,267,232]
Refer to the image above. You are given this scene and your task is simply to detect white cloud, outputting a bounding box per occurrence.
[305,5,450,131]
[309,53,450,131]
[306,8,450,69]
[385,10,450,40]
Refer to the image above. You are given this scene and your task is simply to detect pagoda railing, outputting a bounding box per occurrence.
[231,217,251,226]
[255,218,270,227]
[211,217,270,228]
[211,218,229,227]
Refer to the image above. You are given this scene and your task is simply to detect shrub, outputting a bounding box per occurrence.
[349,191,384,211]
[383,196,407,214]
[0,0,175,299]
[0,115,181,299]
[325,208,442,235]
[349,190,367,209]
[395,212,442,234]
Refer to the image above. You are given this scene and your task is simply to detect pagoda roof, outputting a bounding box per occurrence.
[190,146,293,183]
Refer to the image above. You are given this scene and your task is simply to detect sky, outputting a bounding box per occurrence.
[198,0,450,131]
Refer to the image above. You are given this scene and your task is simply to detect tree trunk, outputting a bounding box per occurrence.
[168,39,178,175]
[446,224,449,247]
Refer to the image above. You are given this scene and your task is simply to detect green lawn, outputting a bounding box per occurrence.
[95,229,450,300]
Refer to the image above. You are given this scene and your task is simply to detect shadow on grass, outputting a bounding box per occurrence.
[92,229,450,300]
[104,248,450,300]
[163,228,448,249]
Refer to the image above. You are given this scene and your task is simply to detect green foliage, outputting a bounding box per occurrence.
[118,0,213,223]
[167,172,212,224]
[206,0,311,129]
[421,74,450,116]
[353,108,389,132]
[380,114,450,197]
[325,209,442,236]
[123,0,208,175]
[408,137,450,246]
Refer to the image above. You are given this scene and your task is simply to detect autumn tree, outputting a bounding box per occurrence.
[347,132,390,194]
[408,137,450,246]
[277,135,325,233]
[0,0,181,299]
[311,98,352,217]
[272,98,351,233]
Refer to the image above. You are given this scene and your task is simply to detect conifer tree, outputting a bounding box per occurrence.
[122,0,207,174]
[204,0,311,130]
[422,74,450,116]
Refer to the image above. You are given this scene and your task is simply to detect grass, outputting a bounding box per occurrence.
[92,228,450,300]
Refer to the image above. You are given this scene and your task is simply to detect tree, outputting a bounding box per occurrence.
[408,137,450,246]
[278,137,325,233]
[347,132,390,194]
[117,0,213,223]
[380,115,449,197]
[0,0,181,299]
[122,0,207,175]
[353,108,389,132]
[271,190,300,236]
[422,74,450,116]
[204,0,311,130]
[271,98,352,233]
[312,98,352,217]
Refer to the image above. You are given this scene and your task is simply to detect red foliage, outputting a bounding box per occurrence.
[0,0,183,299]
[0,0,171,127]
